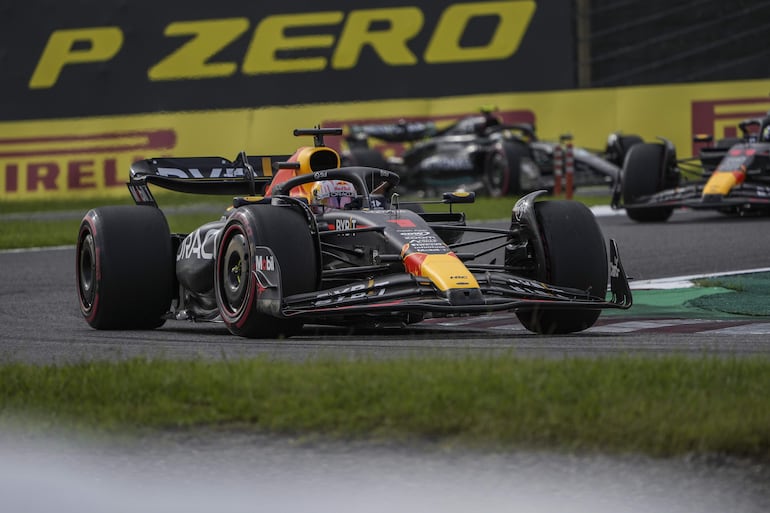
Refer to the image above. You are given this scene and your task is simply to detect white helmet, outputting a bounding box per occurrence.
[311,180,356,210]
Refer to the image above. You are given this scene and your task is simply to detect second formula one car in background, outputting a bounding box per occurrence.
[341,108,639,198]
[76,127,632,339]
[612,113,770,222]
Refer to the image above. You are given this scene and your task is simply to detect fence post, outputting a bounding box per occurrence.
[553,142,563,196]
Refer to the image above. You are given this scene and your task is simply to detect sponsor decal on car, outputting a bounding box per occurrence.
[314,282,386,307]
[157,167,248,178]
[255,254,275,272]
[387,218,417,228]
[334,218,357,234]
[399,229,447,254]
[325,216,368,234]
[418,154,473,171]
[177,228,217,261]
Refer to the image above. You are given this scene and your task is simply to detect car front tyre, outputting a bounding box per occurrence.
[515,201,608,334]
[214,205,318,338]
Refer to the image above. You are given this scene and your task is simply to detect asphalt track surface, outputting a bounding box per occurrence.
[3,206,770,513]
[2,206,770,364]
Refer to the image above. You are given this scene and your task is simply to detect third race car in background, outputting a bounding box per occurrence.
[612,112,770,222]
[339,107,641,198]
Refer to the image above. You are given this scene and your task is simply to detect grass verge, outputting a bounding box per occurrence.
[1,354,768,460]
[0,213,225,250]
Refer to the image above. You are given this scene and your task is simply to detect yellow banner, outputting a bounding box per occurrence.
[2,78,769,200]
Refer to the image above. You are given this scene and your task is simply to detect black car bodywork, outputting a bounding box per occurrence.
[76,128,632,338]
[612,114,770,222]
[341,109,637,197]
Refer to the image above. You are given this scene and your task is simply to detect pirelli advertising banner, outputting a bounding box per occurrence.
[1,0,573,120]
[3,79,770,201]
[1,0,770,201]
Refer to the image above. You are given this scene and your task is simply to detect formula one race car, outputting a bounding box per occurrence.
[611,113,770,222]
[76,127,632,338]
[341,108,636,197]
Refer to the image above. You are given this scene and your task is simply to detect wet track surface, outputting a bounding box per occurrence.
[2,430,769,513]
[2,208,770,363]
[2,207,770,512]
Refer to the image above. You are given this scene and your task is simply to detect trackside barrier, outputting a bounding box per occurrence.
[553,142,563,196]
[552,134,574,198]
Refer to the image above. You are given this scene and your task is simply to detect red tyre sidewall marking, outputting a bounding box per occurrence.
[217,220,257,329]
[77,215,100,323]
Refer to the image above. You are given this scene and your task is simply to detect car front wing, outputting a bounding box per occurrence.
[255,240,632,320]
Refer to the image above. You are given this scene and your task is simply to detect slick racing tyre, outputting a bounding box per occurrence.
[515,201,608,334]
[214,205,319,338]
[76,206,174,330]
[621,143,674,222]
[606,134,643,167]
[482,142,522,197]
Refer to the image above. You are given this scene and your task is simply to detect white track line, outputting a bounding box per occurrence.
[629,267,770,290]
[0,245,74,254]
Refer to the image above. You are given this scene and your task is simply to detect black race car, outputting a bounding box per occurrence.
[611,113,770,222]
[341,108,638,197]
[76,127,632,338]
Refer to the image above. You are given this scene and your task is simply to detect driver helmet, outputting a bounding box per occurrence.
[311,180,356,211]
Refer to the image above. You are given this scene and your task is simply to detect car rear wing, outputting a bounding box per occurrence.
[347,120,539,145]
[127,153,290,206]
[127,127,345,207]
[347,121,438,144]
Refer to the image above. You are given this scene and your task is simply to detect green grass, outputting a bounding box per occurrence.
[1,354,768,460]
[0,192,612,250]
[0,214,223,249]
[0,191,231,249]
[0,192,233,215]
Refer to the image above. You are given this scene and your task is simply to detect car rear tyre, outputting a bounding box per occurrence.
[483,142,525,197]
[621,143,674,222]
[214,205,319,338]
[607,134,644,167]
[76,206,174,330]
[515,201,607,334]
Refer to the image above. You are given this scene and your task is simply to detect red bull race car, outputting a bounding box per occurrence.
[612,113,770,222]
[76,127,632,338]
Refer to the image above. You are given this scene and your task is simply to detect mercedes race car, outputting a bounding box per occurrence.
[611,113,770,222]
[341,108,637,197]
[76,127,632,338]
